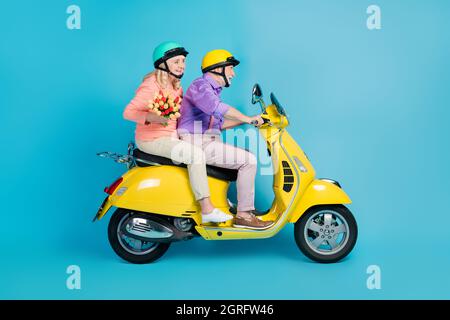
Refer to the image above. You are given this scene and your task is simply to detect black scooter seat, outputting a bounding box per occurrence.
[133,149,238,182]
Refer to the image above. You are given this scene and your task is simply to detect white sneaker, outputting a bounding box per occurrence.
[202,208,234,223]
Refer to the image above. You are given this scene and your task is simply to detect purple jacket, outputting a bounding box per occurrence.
[177,74,230,134]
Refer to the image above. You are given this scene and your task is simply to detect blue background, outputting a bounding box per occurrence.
[1,0,449,299]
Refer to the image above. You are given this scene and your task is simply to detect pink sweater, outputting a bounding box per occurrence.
[123,74,183,141]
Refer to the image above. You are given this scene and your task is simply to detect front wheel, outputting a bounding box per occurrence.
[108,208,170,264]
[294,205,357,263]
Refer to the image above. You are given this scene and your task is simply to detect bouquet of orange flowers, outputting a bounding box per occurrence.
[147,90,182,126]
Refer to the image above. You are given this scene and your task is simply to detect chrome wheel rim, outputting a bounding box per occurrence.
[304,210,350,255]
[117,214,159,255]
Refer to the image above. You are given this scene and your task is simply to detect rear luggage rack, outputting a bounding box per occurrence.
[97,142,136,169]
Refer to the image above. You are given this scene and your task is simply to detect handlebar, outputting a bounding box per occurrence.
[250,117,271,126]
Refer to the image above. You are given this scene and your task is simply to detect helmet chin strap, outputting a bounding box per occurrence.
[156,61,184,79]
[210,67,230,87]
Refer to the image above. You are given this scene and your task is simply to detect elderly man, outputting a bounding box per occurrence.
[177,49,274,230]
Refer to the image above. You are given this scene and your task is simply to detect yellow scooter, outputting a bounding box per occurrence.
[94,84,357,264]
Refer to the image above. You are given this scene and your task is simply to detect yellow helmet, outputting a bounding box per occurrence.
[201,49,240,73]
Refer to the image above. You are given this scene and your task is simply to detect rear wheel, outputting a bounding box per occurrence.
[108,209,170,264]
[294,205,357,263]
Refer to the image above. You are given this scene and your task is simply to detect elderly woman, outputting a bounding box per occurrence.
[123,42,233,224]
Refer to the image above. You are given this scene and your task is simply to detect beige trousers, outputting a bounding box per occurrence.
[136,137,210,200]
[180,134,257,212]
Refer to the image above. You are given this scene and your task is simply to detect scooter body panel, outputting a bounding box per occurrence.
[99,165,231,220]
[195,222,289,240]
[259,129,316,222]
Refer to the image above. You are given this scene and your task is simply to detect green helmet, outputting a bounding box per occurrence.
[152,41,188,79]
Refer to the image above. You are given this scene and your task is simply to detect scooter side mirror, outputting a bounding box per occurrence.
[252,84,262,103]
[251,84,266,111]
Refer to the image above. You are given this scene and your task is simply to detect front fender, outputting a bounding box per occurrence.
[289,179,352,223]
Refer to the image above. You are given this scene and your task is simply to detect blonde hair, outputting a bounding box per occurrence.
[142,66,181,91]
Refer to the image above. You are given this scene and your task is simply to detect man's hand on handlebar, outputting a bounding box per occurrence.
[249,115,265,127]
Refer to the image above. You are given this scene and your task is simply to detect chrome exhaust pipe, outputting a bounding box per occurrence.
[120,214,194,242]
